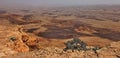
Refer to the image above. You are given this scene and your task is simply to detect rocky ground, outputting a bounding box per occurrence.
[2,41,120,58]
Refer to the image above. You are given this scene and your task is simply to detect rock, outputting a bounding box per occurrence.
[97,41,120,58]
[3,41,120,58]
[110,41,120,49]
[21,35,37,47]
[6,27,38,52]
[0,45,17,58]
[0,53,6,58]
[7,39,29,52]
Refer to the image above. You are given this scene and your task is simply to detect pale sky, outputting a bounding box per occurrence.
[1,0,120,7]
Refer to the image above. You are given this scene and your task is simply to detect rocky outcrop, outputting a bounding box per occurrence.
[3,41,120,58]
[0,23,39,57]
[0,25,37,52]
[6,27,37,52]
[7,37,30,52]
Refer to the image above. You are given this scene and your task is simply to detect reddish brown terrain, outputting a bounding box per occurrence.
[0,6,120,58]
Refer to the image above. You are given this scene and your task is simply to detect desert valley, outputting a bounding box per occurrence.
[0,6,120,58]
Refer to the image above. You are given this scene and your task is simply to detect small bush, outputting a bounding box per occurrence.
[9,37,17,41]
[63,37,87,52]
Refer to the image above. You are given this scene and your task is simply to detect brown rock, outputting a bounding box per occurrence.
[7,38,29,52]
[21,35,37,46]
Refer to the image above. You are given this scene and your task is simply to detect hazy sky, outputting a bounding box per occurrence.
[1,0,120,7]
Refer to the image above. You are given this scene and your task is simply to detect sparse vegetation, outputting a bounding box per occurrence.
[9,37,17,41]
[92,46,101,53]
[63,37,87,52]
[63,37,102,52]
